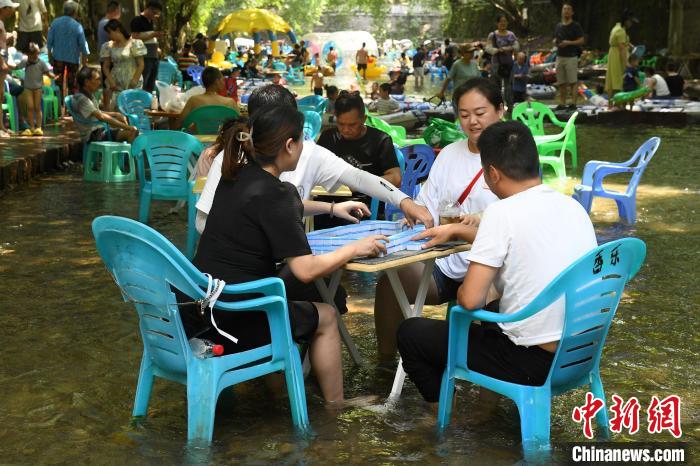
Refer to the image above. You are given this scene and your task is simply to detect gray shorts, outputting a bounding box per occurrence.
[556,56,579,85]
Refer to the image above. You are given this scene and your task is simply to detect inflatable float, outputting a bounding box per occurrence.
[610,86,650,106]
[527,84,557,100]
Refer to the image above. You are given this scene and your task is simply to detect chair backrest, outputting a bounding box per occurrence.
[512,101,560,136]
[532,238,646,391]
[65,94,103,127]
[117,89,153,132]
[187,65,205,86]
[557,111,578,158]
[182,105,240,134]
[298,95,326,112]
[131,130,203,197]
[157,61,181,86]
[383,144,434,220]
[365,114,402,142]
[626,137,660,196]
[302,110,322,141]
[92,216,210,375]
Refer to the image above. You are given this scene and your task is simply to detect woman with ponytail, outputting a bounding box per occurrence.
[188,103,387,405]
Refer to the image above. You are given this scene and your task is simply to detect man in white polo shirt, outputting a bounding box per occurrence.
[398,120,597,410]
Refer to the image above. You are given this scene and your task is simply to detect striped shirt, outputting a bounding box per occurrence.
[177,53,199,72]
[374,97,400,114]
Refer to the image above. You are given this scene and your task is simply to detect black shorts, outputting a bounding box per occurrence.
[179,296,319,355]
[16,31,44,54]
[357,63,367,71]
[313,87,323,96]
[432,266,462,303]
[88,126,116,142]
[398,313,555,402]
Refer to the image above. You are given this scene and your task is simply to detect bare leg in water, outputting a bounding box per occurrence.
[373,263,442,363]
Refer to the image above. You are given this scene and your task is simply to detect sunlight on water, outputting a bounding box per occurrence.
[0,124,698,463]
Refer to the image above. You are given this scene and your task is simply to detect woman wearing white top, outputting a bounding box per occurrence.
[373,77,503,362]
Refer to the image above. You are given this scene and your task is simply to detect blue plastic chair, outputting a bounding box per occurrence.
[64,95,112,164]
[573,137,660,224]
[369,145,406,220]
[437,238,646,458]
[302,110,322,141]
[131,131,203,224]
[187,65,205,86]
[384,144,436,221]
[117,89,153,133]
[92,215,309,443]
[298,95,327,113]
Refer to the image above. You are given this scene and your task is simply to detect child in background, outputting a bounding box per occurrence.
[622,55,641,92]
[14,43,56,136]
[325,85,338,113]
[310,67,324,96]
[369,81,380,100]
[369,82,400,114]
[512,51,529,104]
[219,66,240,103]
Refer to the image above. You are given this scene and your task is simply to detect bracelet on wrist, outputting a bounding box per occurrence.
[329,201,335,218]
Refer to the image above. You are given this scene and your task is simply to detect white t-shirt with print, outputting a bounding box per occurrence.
[467,184,597,347]
[196,140,350,215]
[18,0,47,32]
[415,139,499,280]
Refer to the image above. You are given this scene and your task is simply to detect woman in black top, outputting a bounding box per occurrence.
[191,104,388,404]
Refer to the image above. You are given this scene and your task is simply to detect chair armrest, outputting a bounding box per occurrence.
[591,165,635,190]
[219,277,287,300]
[580,160,627,186]
[449,301,547,324]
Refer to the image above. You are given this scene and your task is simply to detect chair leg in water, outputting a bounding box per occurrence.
[590,371,611,439]
[186,366,218,442]
[132,352,156,417]
[516,387,552,456]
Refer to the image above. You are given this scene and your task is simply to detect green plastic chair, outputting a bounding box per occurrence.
[365,113,426,147]
[422,117,466,147]
[512,101,578,168]
[2,81,19,133]
[538,111,578,179]
[83,141,136,183]
[42,85,60,124]
[182,105,240,135]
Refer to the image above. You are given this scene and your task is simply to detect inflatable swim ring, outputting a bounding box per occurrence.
[610,86,650,105]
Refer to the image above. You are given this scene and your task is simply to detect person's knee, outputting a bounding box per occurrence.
[396,317,426,352]
[315,302,338,331]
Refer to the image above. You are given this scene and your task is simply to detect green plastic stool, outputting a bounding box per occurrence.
[83,141,135,183]
[42,85,59,124]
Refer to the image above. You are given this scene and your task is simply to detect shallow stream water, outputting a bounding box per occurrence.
[1,112,699,462]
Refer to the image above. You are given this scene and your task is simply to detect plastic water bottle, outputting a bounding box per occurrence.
[150,90,158,110]
[189,338,224,359]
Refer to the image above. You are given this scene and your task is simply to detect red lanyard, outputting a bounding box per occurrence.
[457,168,484,205]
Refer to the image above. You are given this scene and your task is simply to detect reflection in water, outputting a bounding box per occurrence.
[0,125,698,463]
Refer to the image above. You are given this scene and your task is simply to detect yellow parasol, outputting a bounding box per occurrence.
[214,8,293,36]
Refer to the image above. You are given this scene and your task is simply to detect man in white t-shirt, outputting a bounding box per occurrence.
[15,0,47,53]
[398,120,597,410]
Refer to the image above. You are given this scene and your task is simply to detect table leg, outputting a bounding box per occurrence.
[386,259,436,400]
[314,270,364,366]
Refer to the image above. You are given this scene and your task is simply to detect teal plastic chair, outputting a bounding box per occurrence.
[438,238,646,459]
[369,145,405,220]
[117,89,154,133]
[42,85,60,124]
[573,137,660,224]
[92,215,309,443]
[298,95,327,113]
[537,112,578,180]
[64,95,112,164]
[512,101,578,168]
[131,131,203,224]
[182,105,240,135]
[157,60,183,88]
[302,110,322,141]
